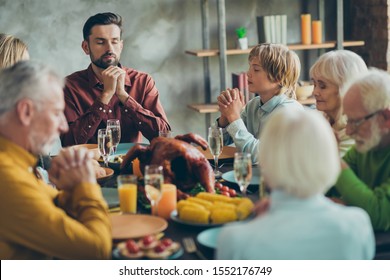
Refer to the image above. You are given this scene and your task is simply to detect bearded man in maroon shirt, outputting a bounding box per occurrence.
[61,12,171,146]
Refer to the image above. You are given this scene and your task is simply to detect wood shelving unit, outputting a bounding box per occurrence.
[188,0,364,134]
[186,41,365,57]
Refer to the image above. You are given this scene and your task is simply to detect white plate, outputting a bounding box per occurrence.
[222,167,261,186]
[197,227,222,250]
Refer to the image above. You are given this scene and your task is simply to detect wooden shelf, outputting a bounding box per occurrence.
[185,41,365,57]
[188,97,316,113]
[187,103,219,113]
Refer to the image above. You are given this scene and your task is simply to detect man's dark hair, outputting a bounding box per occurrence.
[82,12,122,41]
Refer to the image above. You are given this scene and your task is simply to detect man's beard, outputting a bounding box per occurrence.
[354,121,382,153]
[91,52,119,69]
[28,132,55,156]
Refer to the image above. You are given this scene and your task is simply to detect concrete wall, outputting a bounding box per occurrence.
[1,0,334,140]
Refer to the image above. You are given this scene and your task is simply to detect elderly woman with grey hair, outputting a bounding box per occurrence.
[310,50,367,156]
[216,108,375,260]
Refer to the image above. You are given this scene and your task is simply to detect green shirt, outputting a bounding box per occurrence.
[335,145,390,231]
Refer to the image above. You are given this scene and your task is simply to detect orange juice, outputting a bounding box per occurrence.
[156,184,177,219]
[118,184,137,213]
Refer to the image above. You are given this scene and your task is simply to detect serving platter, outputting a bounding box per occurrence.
[170,210,253,228]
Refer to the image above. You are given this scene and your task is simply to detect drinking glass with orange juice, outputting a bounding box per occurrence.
[117,175,138,214]
[156,184,177,219]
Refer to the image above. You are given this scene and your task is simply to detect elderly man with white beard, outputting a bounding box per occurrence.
[334,68,390,231]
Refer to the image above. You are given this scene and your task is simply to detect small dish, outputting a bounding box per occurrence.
[97,167,114,184]
[222,167,261,186]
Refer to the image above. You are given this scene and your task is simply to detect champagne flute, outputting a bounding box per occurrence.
[208,126,223,178]
[234,152,252,195]
[144,165,164,216]
[97,128,113,167]
[107,119,121,154]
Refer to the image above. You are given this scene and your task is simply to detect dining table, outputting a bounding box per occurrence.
[99,157,390,260]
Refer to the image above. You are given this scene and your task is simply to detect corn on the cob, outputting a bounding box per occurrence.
[210,201,237,212]
[210,208,237,224]
[186,197,213,209]
[179,206,210,224]
[196,192,233,203]
[177,200,205,212]
[236,198,254,220]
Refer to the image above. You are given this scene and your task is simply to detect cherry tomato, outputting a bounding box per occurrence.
[154,243,166,253]
[228,189,237,197]
[142,235,155,246]
[214,182,223,190]
[221,191,230,197]
[221,186,230,192]
[161,238,173,247]
[126,240,140,253]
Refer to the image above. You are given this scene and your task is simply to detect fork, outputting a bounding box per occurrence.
[182,237,207,260]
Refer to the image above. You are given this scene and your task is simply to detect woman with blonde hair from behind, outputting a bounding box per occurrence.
[217,108,375,260]
[0,33,29,69]
[310,50,367,156]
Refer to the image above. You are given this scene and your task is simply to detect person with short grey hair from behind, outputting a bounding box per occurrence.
[217,108,374,260]
[0,60,111,259]
[332,68,390,231]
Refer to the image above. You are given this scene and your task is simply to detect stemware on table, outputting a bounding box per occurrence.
[233,152,252,195]
[144,164,164,216]
[97,128,113,167]
[107,119,121,154]
[208,126,224,178]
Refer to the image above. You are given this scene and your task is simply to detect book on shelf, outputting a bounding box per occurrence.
[232,72,253,104]
[257,14,287,44]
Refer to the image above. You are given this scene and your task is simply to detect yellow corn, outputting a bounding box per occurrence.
[230,197,245,205]
[210,208,237,224]
[196,192,233,203]
[186,197,213,210]
[210,201,237,212]
[179,206,210,224]
[177,200,205,212]
[236,198,254,220]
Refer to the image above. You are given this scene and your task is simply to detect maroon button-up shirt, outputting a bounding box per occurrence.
[61,64,170,146]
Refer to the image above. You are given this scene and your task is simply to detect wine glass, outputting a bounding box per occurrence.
[97,128,113,167]
[208,126,224,178]
[144,165,164,216]
[107,119,121,154]
[233,152,252,195]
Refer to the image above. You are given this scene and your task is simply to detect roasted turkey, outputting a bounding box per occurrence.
[120,133,215,193]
